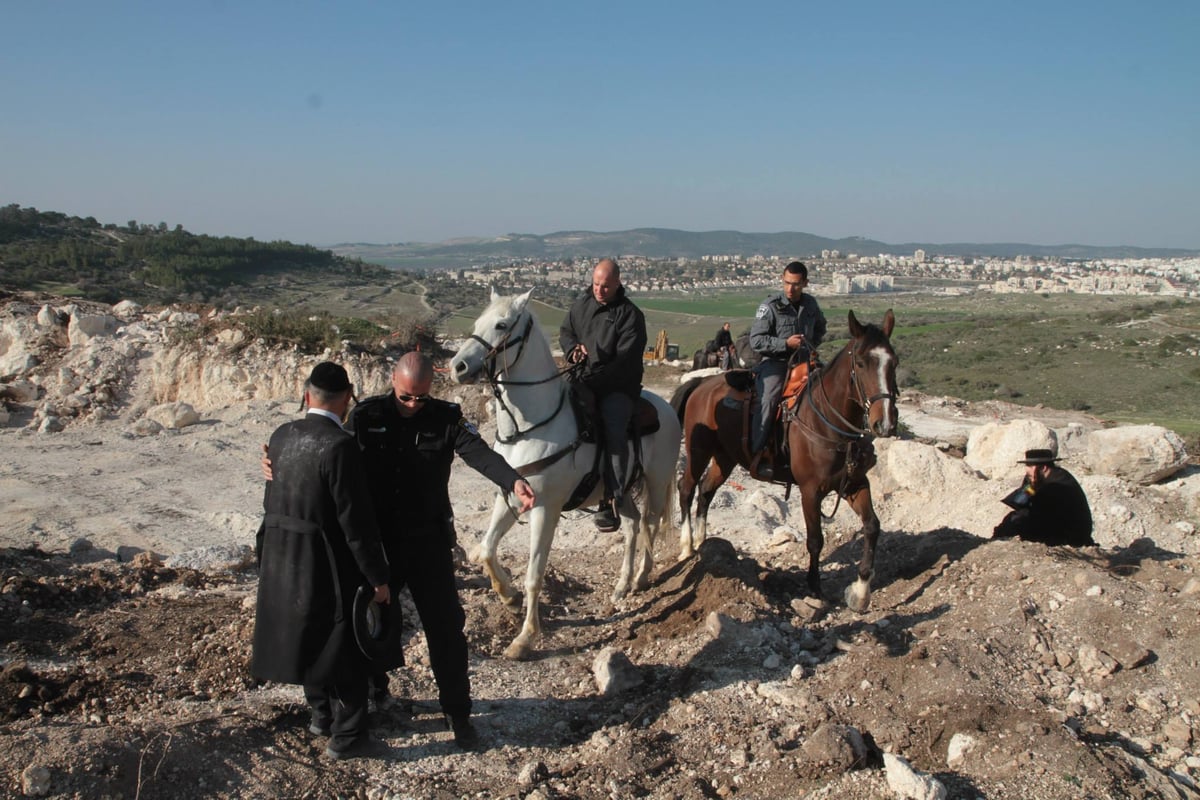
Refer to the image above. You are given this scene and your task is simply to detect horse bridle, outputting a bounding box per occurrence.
[468,310,575,444]
[798,339,896,442]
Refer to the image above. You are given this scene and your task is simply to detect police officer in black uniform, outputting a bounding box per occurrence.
[351,351,535,749]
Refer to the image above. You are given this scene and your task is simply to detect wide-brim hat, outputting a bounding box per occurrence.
[1017,448,1060,465]
[351,585,405,666]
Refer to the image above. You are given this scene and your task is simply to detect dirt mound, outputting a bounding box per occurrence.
[2,528,1198,799]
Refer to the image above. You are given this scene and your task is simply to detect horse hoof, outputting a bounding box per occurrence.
[501,593,522,613]
[844,579,872,613]
[503,641,532,661]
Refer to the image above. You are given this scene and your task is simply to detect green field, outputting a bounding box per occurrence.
[292,278,1199,439]
[444,289,1200,438]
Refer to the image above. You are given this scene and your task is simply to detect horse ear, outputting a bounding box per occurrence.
[882,309,895,337]
[490,285,500,303]
[848,310,863,337]
[513,288,534,313]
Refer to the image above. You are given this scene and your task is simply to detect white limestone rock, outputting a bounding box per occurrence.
[592,647,643,696]
[67,312,119,346]
[965,419,1057,480]
[144,401,201,429]
[1085,425,1189,485]
[884,752,946,800]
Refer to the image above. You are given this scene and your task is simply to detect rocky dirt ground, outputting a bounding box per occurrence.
[1,293,1198,799]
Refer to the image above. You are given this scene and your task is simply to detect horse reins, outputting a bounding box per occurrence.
[795,340,895,442]
[471,312,576,445]
[786,337,895,517]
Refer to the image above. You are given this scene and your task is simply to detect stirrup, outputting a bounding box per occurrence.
[748,452,772,481]
[593,503,619,533]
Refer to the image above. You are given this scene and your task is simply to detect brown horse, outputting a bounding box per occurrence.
[669,310,898,612]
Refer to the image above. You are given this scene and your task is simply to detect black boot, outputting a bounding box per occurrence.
[749,451,774,481]
[446,713,480,750]
[594,499,619,532]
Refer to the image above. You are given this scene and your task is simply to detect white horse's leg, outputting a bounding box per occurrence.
[478,492,521,609]
[633,451,675,593]
[614,500,641,602]
[631,514,655,594]
[504,504,561,661]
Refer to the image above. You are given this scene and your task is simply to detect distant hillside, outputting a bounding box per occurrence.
[331,228,1199,269]
[0,204,389,305]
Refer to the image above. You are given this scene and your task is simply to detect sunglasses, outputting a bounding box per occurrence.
[396,393,431,403]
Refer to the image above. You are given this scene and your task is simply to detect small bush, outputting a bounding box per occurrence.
[239,309,391,354]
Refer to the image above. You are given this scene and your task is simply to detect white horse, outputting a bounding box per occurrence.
[449,288,681,660]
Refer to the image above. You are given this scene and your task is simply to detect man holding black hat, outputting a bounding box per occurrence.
[252,361,393,761]
[993,448,1095,547]
[262,353,535,750]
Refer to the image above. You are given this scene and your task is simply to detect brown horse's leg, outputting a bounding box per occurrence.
[695,449,737,545]
[798,486,825,597]
[843,483,881,613]
[678,429,716,560]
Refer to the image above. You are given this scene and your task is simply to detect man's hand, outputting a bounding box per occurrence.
[567,344,588,364]
[786,334,805,350]
[260,444,274,481]
[372,584,391,604]
[512,479,536,513]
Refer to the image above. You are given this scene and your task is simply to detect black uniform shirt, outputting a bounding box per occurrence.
[351,393,522,539]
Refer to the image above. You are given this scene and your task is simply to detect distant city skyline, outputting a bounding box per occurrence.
[2,2,1197,250]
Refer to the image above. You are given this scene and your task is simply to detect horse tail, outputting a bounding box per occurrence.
[669,376,705,424]
[663,456,677,534]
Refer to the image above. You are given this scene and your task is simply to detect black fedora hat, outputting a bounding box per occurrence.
[351,586,405,668]
[1017,448,1060,465]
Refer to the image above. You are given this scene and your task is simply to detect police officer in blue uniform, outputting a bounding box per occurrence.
[749,261,827,480]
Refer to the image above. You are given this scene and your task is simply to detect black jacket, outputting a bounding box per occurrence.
[351,393,522,550]
[559,286,647,397]
[251,414,389,686]
[994,466,1094,546]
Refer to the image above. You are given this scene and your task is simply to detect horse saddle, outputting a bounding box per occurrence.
[568,384,660,445]
[562,384,660,513]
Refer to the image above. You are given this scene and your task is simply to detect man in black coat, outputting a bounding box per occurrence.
[993,448,1095,546]
[559,257,648,532]
[351,351,535,749]
[714,322,735,370]
[252,362,392,761]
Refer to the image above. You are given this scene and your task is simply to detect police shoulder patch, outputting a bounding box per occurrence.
[755,303,770,319]
[458,418,479,436]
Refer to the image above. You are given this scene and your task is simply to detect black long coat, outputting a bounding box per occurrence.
[251,414,390,686]
[995,466,1095,547]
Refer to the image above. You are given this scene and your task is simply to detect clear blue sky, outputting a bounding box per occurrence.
[3,2,1197,249]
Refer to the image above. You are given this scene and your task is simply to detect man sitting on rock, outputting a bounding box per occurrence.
[993,448,1094,547]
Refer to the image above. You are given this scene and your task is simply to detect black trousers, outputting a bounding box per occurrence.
[305,677,368,751]
[597,391,635,499]
[374,532,470,718]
